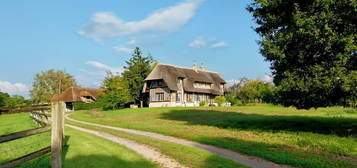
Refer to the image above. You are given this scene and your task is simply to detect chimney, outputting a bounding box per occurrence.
[192,63,198,72]
[199,63,205,71]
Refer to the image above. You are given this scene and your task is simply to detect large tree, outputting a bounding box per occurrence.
[98,72,132,110]
[30,70,77,103]
[248,0,357,109]
[98,72,132,109]
[122,47,154,107]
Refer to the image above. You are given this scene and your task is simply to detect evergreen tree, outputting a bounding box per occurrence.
[122,47,154,107]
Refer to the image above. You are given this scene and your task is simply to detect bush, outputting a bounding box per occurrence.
[225,94,243,106]
[214,96,226,106]
[74,102,104,110]
[199,100,207,107]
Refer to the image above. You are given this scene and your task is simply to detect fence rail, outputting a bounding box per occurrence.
[0,146,51,168]
[0,104,50,115]
[0,102,64,168]
[0,127,51,143]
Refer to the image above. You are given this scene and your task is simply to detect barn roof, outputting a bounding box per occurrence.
[51,87,104,102]
[144,63,226,95]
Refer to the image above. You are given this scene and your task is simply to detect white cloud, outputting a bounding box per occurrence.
[86,61,123,74]
[128,39,137,45]
[77,61,124,88]
[188,37,206,48]
[113,46,132,53]
[188,37,228,48]
[262,75,273,83]
[210,41,228,48]
[226,79,240,86]
[77,0,204,41]
[0,81,29,97]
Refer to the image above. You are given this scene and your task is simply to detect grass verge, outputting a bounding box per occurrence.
[69,105,357,168]
[18,127,158,168]
[0,112,38,135]
[65,120,248,168]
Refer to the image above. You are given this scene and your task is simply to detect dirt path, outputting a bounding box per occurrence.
[65,124,189,168]
[66,115,292,168]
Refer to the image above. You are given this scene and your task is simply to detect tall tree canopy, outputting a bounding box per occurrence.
[30,70,77,103]
[248,0,357,109]
[122,47,154,107]
[98,72,132,110]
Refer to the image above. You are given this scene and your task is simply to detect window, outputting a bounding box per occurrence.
[155,93,164,101]
[150,80,165,88]
[176,93,181,102]
[193,82,211,89]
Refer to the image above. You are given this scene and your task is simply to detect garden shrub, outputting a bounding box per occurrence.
[214,96,226,106]
[199,100,207,107]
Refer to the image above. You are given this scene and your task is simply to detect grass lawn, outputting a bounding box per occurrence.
[0,112,50,164]
[1,113,156,168]
[0,112,39,135]
[66,120,247,168]
[70,105,357,168]
[18,127,158,168]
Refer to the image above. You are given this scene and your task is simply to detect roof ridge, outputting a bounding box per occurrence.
[157,62,220,74]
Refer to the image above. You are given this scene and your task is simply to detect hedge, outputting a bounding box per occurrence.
[73,102,104,110]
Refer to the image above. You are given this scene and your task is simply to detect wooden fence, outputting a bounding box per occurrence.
[0,104,50,115]
[0,102,64,168]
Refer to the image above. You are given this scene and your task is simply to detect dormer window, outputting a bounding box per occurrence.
[220,83,224,92]
[150,80,165,88]
[193,82,211,89]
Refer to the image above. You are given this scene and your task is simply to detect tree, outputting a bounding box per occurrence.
[122,47,154,107]
[0,92,10,107]
[227,79,276,105]
[4,95,29,108]
[248,0,357,109]
[98,72,132,110]
[30,70,77,103]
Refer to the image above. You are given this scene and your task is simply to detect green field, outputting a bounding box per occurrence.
[66,120,247,168]
[0,112,50,164]
[0,113,157,168]
[19,127,158,168]
[0,113,39,135]
[70,105,357,168]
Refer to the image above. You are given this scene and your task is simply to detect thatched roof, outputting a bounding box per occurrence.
[144,63,226,95]
[51,87,104,102]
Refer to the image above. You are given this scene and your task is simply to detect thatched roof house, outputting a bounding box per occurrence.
[143,63,227,107]
[52,87,104,110]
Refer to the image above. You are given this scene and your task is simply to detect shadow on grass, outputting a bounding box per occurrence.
[18,135,157,168]
[18,154,158,168]
[63,154,157,168]
[162,109,357,137]
[197,137,355,168]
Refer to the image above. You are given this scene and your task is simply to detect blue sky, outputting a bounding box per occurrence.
[0,0,271,98]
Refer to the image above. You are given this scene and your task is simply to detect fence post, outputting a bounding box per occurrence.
[51,102,64,168]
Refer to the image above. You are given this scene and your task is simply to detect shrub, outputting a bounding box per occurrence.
[214,96,226,106]
[209,103,216,107]
[199,100,207,107]
[225,94,243,106]
[74,102,104,110]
